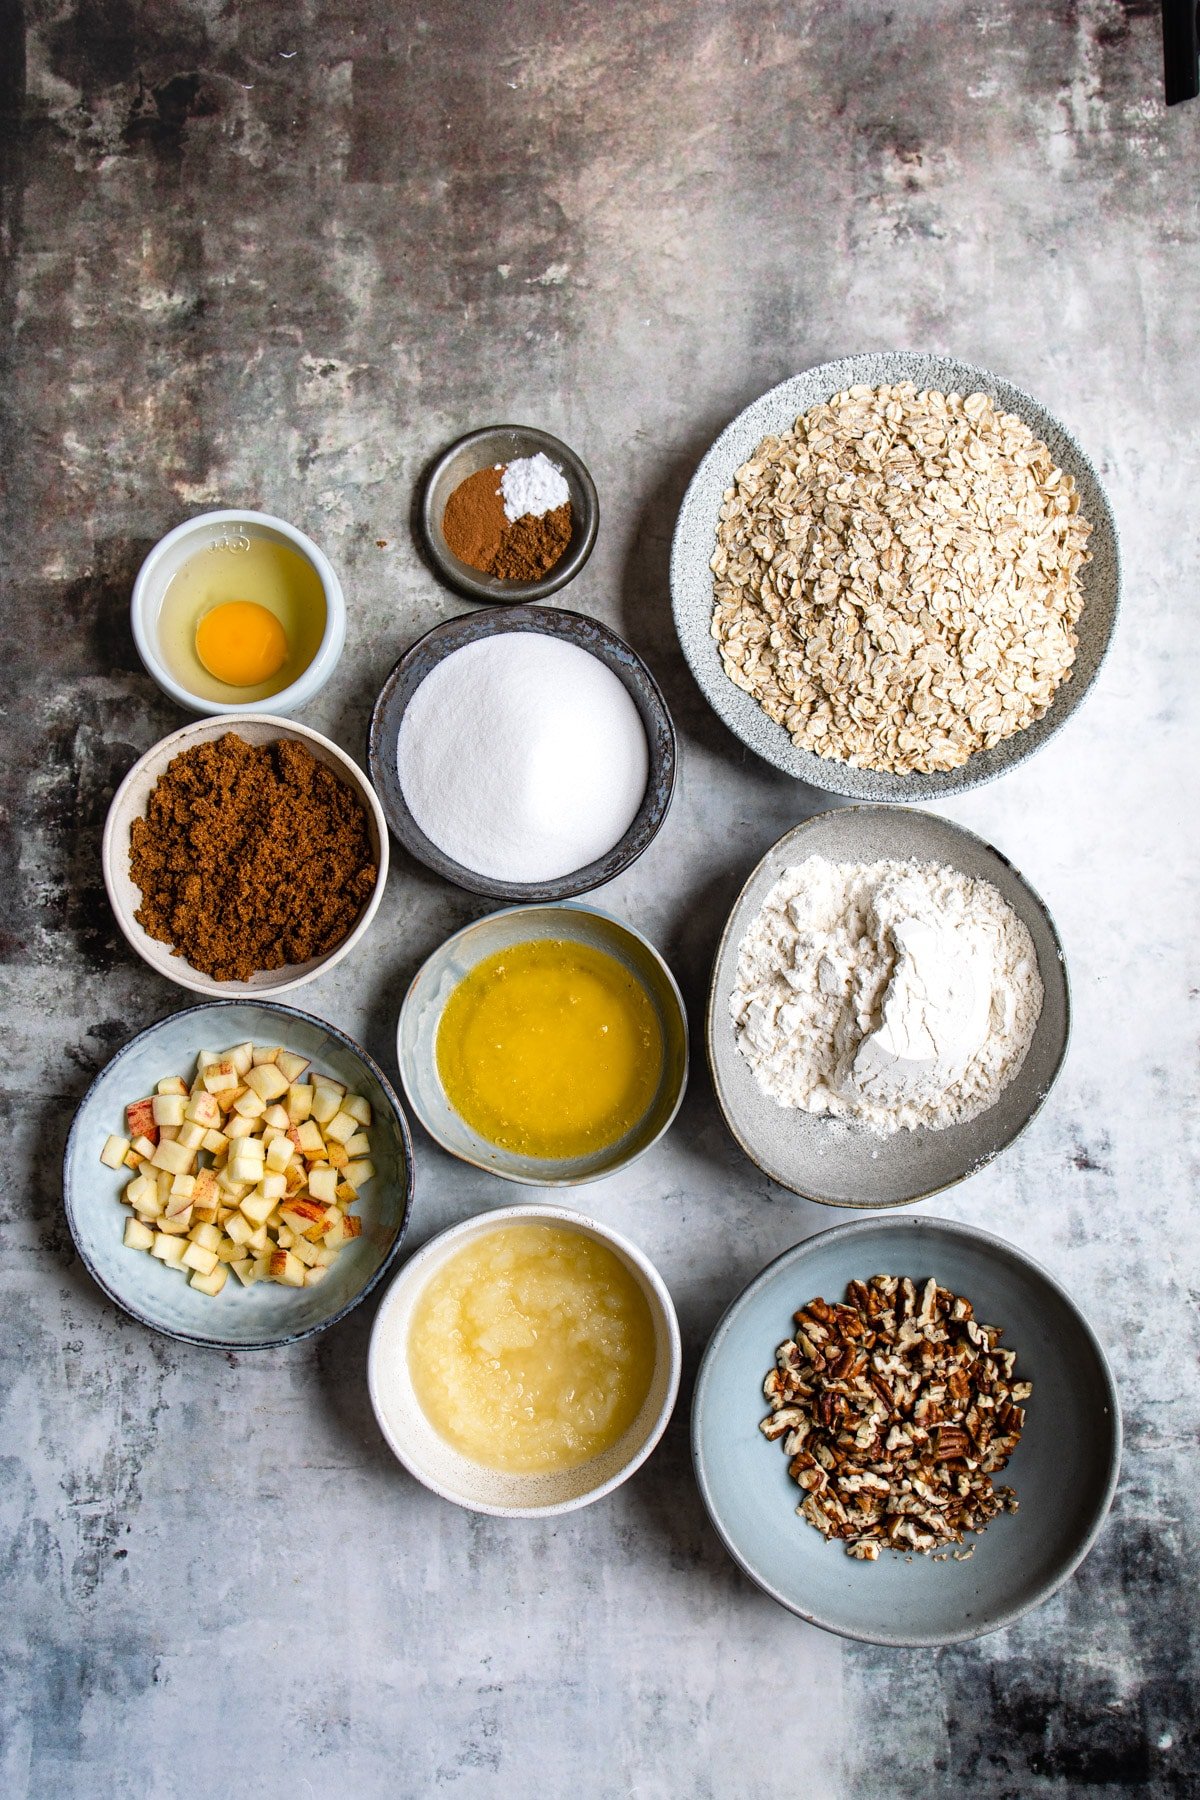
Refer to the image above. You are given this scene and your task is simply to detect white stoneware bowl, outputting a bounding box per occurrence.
[368,1203,682,1516]
[102,714,388,997]
[130,509,346,716]
[64,999,415,1350]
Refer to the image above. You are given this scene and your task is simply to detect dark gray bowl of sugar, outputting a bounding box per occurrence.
[421,425,599,603]
[367,605,677,903]
[707,806,1070,1208]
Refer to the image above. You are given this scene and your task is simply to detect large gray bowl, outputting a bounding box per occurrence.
[707,807,1069,1207]
[692,1215,1121,1646]
[671,352,1120,800]
[368,605,677,903]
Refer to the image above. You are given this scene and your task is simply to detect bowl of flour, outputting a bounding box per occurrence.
[706,807,1069,1207]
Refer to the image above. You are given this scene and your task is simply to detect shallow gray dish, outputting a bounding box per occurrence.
[692,1215,1121,1646]
[707,807,1069,1207]
[421,425,599,603]
[671,351,1121,800]
[368,605,677,903]
[63,1000,415,1350]
[397,903,689,1186]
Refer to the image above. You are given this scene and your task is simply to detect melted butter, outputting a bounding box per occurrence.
[407,1223,657,1474]
[436,938,663,1159]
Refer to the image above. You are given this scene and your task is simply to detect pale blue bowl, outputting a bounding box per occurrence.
[64,1001,415,1349]
[692,1216,1120,1646]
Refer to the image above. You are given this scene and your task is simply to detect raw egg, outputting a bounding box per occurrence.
[196,601,289,687]
[155,532,327,704]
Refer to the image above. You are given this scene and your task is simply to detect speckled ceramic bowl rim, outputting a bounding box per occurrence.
[705,806,1072,1207]
[102,712,390,997]
[396,900,690,1186]
[62,998,416,1350]
[130,508,347,716]
[692,1214,1122,1645]
[671,351,1121,800]
[367,1201,683,1516]
[420,425,600,602]
[367,604,677,902]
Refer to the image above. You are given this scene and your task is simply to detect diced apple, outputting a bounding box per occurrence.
[182,1241,218,1276]
[326,1212,350,1247]
[225,1115,255,1141]
[308,1165,338,1205]
[232,1257,258,1287]
[276,1051,310,1083]
[341,1213,363,1240]
[126,1098,158,1140]
[310,1085,341,1126]
[123,1216,155,1251]
[169,1173,196,1200]
[156,1075,189,1097]
[258,1172,285,1202]
[265,1135,294,1174]
[124,1148,145,1170]
[176,1120,206,1152]
[233,1089,267,1120]
[130,1133,157,1161]
[189,1221,222,1252]
[184,1091,221,1129]
[215,1236,241,1264]
[134,1189,165,1221]
[295,1120,325,1156]
[343,1095,372,1127]
[303,1265,329,1287]
[125,1173,154,1209]
[335,1181,356,1205]
[283,1162,307,1197]
[217,1173,250,1201]
[344,1132,371,1159]
[325,1142,349,1171]
[157,1125,180,1143]
[280,1198,330,1235]
[238,1189,276,1227]
[151,1232,187,1265]
[341,1160,375,1190]
[251,1044,281,1067]
[275,1225,294,1248]
[224,1212,254,1248]
[201,1128,229,1155]
[100,1134,131,1170]
[261,1103,290,1130]
[189,1263,228,1296]
[217,1084,246,1113]
[195,1050,220,1070]
[246,1224,269,1252]
[155,1211,191,1236]
[292,1236,320,1268]
[286,1083,314,1124]
[165,1187,194,1221]
[268,1249,305,1287]
[152,1094,186,1128]
[228,1042,254,1076]
[150,1138,194,1176]
[202,1058,239,1094]
[313,1246,337,1267]
[245,1063,290,1103]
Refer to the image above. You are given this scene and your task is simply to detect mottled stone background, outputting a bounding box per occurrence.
[1,1,1197,1794]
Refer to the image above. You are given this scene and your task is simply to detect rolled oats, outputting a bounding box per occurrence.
[711,384,1092,774]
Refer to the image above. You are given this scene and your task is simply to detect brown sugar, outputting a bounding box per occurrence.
[129,734,378,982]
[490,503,572,581]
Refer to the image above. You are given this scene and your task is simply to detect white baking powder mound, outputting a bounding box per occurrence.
[397,633,650,883]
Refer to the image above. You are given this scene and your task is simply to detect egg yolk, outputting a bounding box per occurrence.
[195,601,288,687]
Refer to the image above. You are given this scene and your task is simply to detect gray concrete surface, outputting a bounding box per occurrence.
[1,2,1197,1794]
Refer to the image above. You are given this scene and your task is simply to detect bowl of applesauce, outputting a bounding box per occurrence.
[367,1204,682,1516]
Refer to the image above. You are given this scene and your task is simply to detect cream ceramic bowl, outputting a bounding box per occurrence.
[367,1203,682,1517]
[130,509,346,717]
[102,714,388,998]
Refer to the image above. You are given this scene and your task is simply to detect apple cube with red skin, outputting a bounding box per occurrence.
[125,1099,159,1143]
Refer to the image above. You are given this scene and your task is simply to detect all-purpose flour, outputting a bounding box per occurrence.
[731,858,1044,1134]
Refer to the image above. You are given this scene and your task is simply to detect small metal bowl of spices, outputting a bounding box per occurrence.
[397,903,689,1187]
[368,605,676,903]
[421,426,599,602]
[103,714,389,998]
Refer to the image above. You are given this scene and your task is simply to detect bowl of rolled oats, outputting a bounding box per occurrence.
[671,353,1120,799]
[691,1215,1121,1645]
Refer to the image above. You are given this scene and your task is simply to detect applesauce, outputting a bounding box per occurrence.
[406,1223,657,1474]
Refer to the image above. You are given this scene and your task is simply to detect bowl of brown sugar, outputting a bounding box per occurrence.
[420,425,599,603]
[102,715,389,997]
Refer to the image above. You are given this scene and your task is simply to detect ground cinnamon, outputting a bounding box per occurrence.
[442,465,572,582]
[129,734,378,982]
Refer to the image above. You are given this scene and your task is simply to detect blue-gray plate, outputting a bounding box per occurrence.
[692,1216,1120,1645]
[64,1000,415,1349]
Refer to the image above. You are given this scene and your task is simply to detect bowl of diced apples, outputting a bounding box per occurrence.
[64,1000,415,1348]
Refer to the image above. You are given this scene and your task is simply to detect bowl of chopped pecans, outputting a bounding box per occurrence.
[692,1215,1121,1646]
[671,351,1120,801]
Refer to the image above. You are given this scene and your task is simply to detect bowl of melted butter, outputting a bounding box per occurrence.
[131,509,346,716]
[368,1204,682,1515]
[397,904,688,1186]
